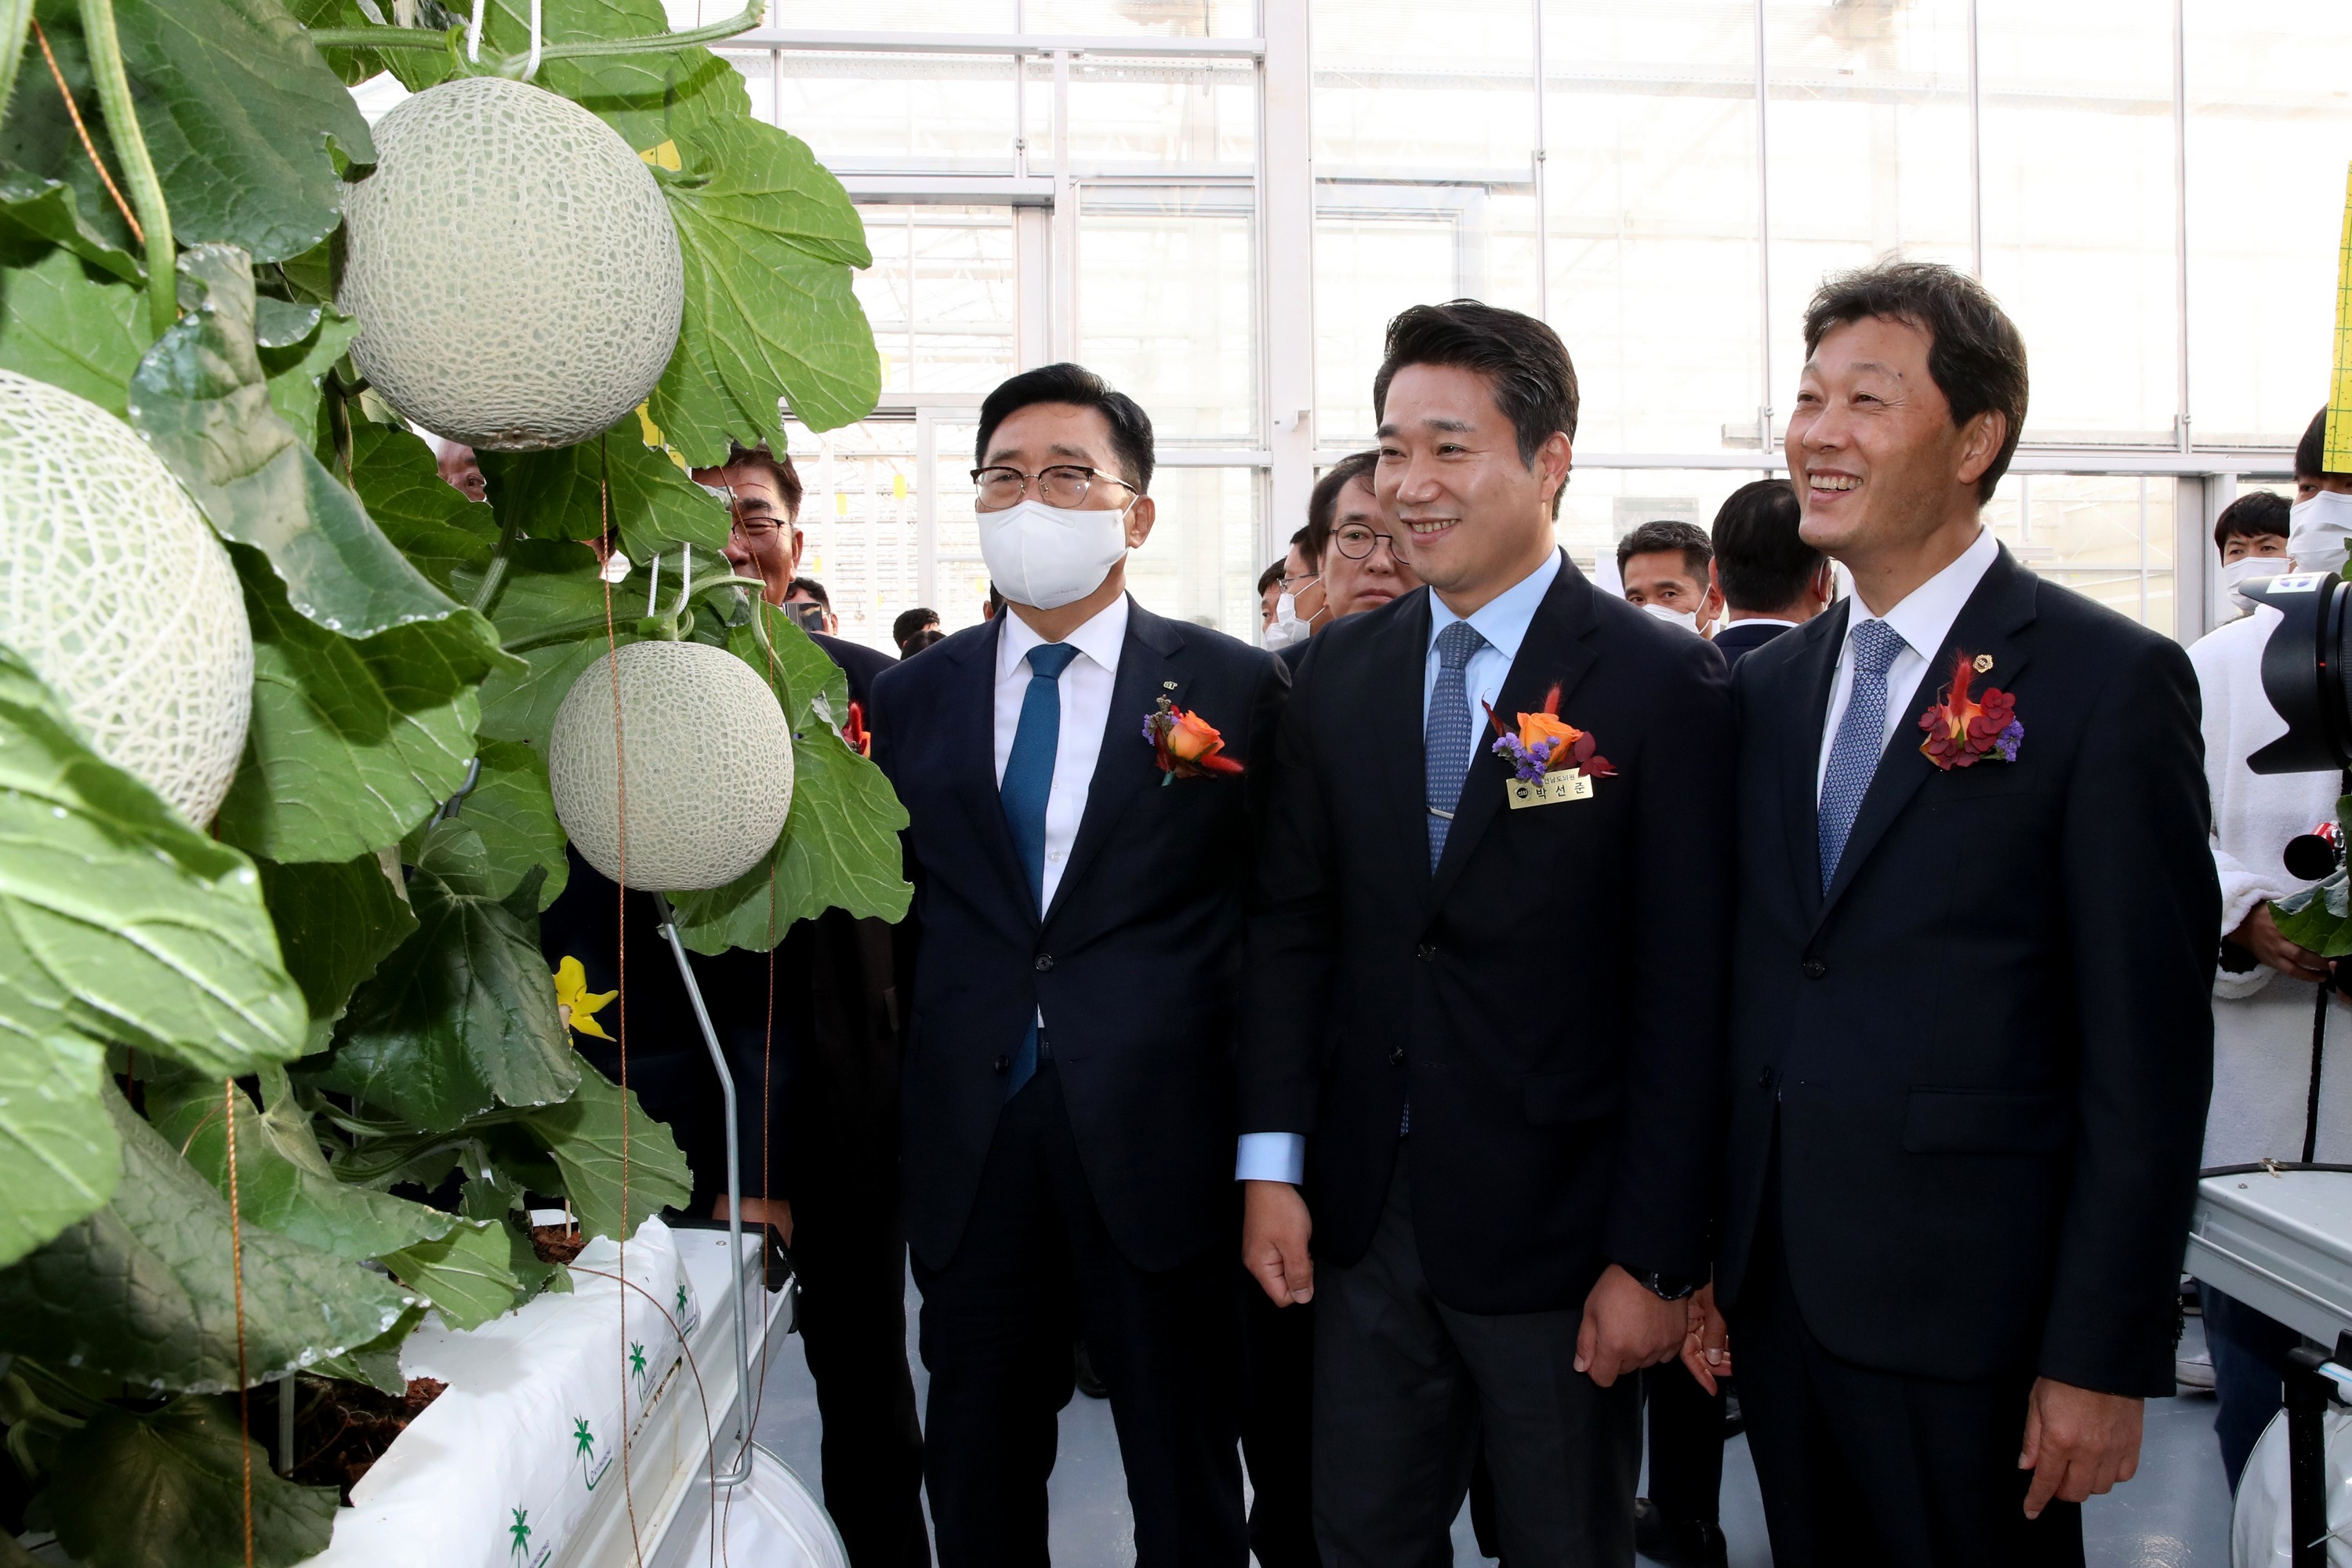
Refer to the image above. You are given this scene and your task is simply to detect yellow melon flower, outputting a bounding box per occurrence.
[552,956,615,1041]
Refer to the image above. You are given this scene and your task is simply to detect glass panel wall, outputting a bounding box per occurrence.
[1076,187,1259,441]
[1984,473,2177,637]
[855,206,1020,395]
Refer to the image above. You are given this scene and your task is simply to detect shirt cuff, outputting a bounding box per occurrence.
[1235,1132,1307,1185]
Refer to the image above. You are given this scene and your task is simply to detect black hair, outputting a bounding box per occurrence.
[891,606,939,649]
[975,362,1155,495]
[722,441,804,520]
[2297,408,2352,481]
[899,627,946,658]
[788,575,830,611]
[1258,559,1286,597]
[2213,491,2291,553]
[1372,300,1580,521]
[1709,479,1820,612]
[1307,451,1381,566]
[1616,519,1712,581]
[1288,524,1316,571]
[1802,260,2029,506]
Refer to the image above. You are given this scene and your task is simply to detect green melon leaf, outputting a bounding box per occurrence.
[213,544,503,864]
[308,1301,426,1393]
[39,1396,339,1568]
[256,850,418,1049]
[0,242,144,416]
[0,162,143,281]
[129,245,478,642]
[320,822,579,1132]
[474,535,620,650]
[350,419,499,599]
[108,0,376,262]
[0,1030,120,1271]
[477,637,615,755]
[477,420,730,559]
[0,12,135,259]
[258,303,359,450]
[0,1085,414,1391]
[0,641,307,1075]
[516,1059,691,1242]
[145,1064,453,1261]
[379,1217,522,1330]
[444,738,569,910]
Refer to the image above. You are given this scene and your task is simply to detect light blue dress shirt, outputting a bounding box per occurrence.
[1236,549,1566,1185]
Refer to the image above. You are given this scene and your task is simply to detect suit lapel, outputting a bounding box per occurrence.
[1780,604,1846,923]
[1811,546,2038,935]
[938,615,1036,925]
[1429,555,1601,911]
[1368,589,1436,890]
[1043,599,1179,927]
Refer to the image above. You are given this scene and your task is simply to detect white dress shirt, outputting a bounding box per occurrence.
[1236,550,1566,1185]
[1815,525,2000,801]
[993,594,1128,914]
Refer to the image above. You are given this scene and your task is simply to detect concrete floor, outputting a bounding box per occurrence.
[751,1276,2239,1567]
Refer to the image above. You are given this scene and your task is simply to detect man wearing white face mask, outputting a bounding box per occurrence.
[1265,528,1329,652]
[1617,519,1725,639]
[867,362,1287,1568]
[2183,413,2352,1491]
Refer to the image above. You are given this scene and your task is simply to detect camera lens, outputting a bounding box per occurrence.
[2249,571,2352,774]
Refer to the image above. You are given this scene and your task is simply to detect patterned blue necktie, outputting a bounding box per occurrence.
[1817,618,1909,893]
[999,641,1079,1098]
[1425,620,1487,870]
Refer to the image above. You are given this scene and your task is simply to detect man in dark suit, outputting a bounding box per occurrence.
[1240,300,1733,1565]
[1693,260,2216,1566]
[537,445,930,1568]
[1707,478,1834,669]
[867,363,1285,1568]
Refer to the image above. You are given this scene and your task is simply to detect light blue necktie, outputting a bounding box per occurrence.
[1425,620,1487,871]
[999,641,1079,1098]
[1817,619,1909,893]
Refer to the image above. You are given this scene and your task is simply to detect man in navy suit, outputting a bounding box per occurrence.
[1694,261,2214,1566]
[867,364,1286,1568]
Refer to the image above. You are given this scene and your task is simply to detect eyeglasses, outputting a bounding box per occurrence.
[731,514,785,541]
[1330,524,1399,561]
[971,463,1137,512]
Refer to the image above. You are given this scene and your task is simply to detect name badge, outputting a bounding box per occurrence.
[1506,768,1592,809]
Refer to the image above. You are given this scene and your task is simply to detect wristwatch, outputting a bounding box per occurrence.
[1632,1270,1698,1302]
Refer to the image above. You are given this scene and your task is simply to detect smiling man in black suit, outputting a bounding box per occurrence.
[1690,260,2216,1567]
[1239,301,1734,1566]
[868,363,1285,1568]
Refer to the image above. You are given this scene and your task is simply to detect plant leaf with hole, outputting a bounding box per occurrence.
[0,1085,414,1391]
[319,822,578,1132]
[515,1059,691,1242]
[39,1396,339,1568]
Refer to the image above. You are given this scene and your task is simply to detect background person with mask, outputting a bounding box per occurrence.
[868,362,1287,1568]
[1617,520,1725,637]
[1266,527,1329,651]
[2183,419,2352,1490]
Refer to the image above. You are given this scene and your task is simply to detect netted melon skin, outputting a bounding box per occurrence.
[339,75,684,452]
[546,641,794,891]
[0,370,254,826]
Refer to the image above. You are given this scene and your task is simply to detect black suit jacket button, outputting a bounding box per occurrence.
[1035,953,1054,972]
[1415,943,1436,961]
[1801,957,1828,979]
[1389,1047,1406,1066]
[1756,1065,1777,1090]
[993,1054,1011,1074]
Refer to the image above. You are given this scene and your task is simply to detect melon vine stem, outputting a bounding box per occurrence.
[77,0,173,336]
[303,2,759,64]
[0,0,33,140]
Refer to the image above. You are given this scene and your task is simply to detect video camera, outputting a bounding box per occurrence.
[2242,572,2352,883]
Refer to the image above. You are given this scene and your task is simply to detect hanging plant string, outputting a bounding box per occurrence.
[74,0,174,334]
[223,1079,256,1568]
[28,20,140,245]
[567,1265,723,1568]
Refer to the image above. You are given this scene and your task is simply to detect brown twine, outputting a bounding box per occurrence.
[31,20,141,244]
[223,1080,254,1568]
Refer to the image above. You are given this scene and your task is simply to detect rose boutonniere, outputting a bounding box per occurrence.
[1484,683,1617,782]
[842,698,870,757]
[1917,652,2022,770]
[1142,693,1243,783]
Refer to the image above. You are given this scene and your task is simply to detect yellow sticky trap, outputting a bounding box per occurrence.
[2329,161,2352,472]
[633,403,689,470]
[640,140,683,172]
[835,492,848,516]
[891,473,908,501]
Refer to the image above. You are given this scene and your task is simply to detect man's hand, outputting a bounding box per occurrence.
[2233,903,2330,983]
[1574,1265,1688,1388]
[2018,1378,2143,1519]
[1680,1283,1733,1395]
[1243,1180,1314,1306]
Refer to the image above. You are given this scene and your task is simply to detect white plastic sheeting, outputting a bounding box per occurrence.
[2233,1402,2352,1566]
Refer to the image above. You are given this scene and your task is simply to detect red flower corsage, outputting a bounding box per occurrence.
[1142,694,1243,783]
[1917,652,2022,770]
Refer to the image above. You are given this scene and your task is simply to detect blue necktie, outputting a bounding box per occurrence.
[1425,620,1487,870]
[1817,618,1909,892]
[999,641,1079,1098]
